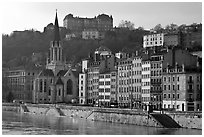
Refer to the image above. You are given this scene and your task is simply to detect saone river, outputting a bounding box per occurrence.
[2,111,202,135]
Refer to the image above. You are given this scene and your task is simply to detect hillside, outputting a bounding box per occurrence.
[2,28,148,68]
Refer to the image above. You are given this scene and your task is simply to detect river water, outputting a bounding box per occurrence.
[2,111,201,135]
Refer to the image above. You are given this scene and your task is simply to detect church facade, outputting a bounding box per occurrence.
[33,12,79,104]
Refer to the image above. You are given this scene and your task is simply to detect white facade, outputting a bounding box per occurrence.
[79,73,87,104]
[143,33,164,48]
[141,60,151,105]
[82,59,89,73]
[163,100,187,111]
[82,30,99,39]
[132,57,142,108]
[99,74,111,104]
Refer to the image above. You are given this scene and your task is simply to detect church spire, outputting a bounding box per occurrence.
[54,9,60,41]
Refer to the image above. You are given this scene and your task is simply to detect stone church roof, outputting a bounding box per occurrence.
[39,69,54,77]
[56,77,64,85]
[57,70,68,76]
[72,71,79,78]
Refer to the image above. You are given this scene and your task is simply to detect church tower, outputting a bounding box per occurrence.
[46,10,64,75]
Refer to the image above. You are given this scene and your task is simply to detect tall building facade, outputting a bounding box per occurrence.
[3,68,39,103]
[131,56,142,108]
[162,65,202,111]
[117,58,133,107]
[98,70,117,107]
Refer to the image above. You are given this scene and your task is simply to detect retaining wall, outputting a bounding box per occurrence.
[166,112,202,129]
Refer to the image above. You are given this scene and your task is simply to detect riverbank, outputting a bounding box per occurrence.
[2,103,202,129]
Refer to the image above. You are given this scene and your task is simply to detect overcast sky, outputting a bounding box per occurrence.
[1,2,202,34]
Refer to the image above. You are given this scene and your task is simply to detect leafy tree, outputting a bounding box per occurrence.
[118,20,135,30]
[153,24,164,32]
[137,26,144,30]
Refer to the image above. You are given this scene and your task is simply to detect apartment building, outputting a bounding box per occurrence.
[143,33,164,48]
[98,70,117,107]
[162,65,202,111]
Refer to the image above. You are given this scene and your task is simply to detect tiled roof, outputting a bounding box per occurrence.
[72,70,79,78]
[57,70,68,76]
[56,77,64,85]
[39,69,54,77]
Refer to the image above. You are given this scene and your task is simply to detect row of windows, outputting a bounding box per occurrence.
[99,75,110,79]
[87,79,99,84]
[163,85,180,91]
[163,93,180,99]
[87,85,98,90]
[133,63,141,67]
[118,79,142,85]
[99,81,111,85]
[163,104,180,109]
[99,95,110,99]
[146,41,162,45]
[118,96,129,101]
[142,82,150,86]
[87,73,99,78]
[119,71,142,77]
[118,65,132,70]
[142,89,150,94]
[142,67,150,71]
[39,79,73,95]
[119,86,141,93]
[142,97,150,102]
[99,88,111,92]
[151,70,162,76]
[163,76,179,82]
[142,74,150,79]
[87,67,99,72]
[151,63,162,69]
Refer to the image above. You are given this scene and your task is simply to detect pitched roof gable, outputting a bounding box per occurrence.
[39,69,54,77]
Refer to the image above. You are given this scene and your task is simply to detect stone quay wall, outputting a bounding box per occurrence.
[165,111,202,129]
[2,103,202,129]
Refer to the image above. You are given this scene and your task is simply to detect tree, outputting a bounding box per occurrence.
[153,24,164,32]
[118,20,135,30]
[137,26,144,30]
[165,23,178,32]
[6,92,14,102]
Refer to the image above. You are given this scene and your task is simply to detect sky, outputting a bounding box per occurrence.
[1,1,202,35]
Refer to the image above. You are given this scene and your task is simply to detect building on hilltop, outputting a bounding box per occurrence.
[63,13,113,39]
[33,11,79,104]
[63,13,113,32]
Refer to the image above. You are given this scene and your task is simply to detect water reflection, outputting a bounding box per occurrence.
[2,111,201,135]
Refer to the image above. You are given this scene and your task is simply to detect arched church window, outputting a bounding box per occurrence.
[67,79,73,95]
[48,87,51,96]
[55,47,58,61]
[39,79,43,92]
[44,80,47,92]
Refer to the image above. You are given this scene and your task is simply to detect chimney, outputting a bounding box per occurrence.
[166,63,169,73]
[135,50,138,56]
[182,64,185,72]
[196,57,200,67]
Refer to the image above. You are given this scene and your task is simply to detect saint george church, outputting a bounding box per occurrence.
[33,11,79,104]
